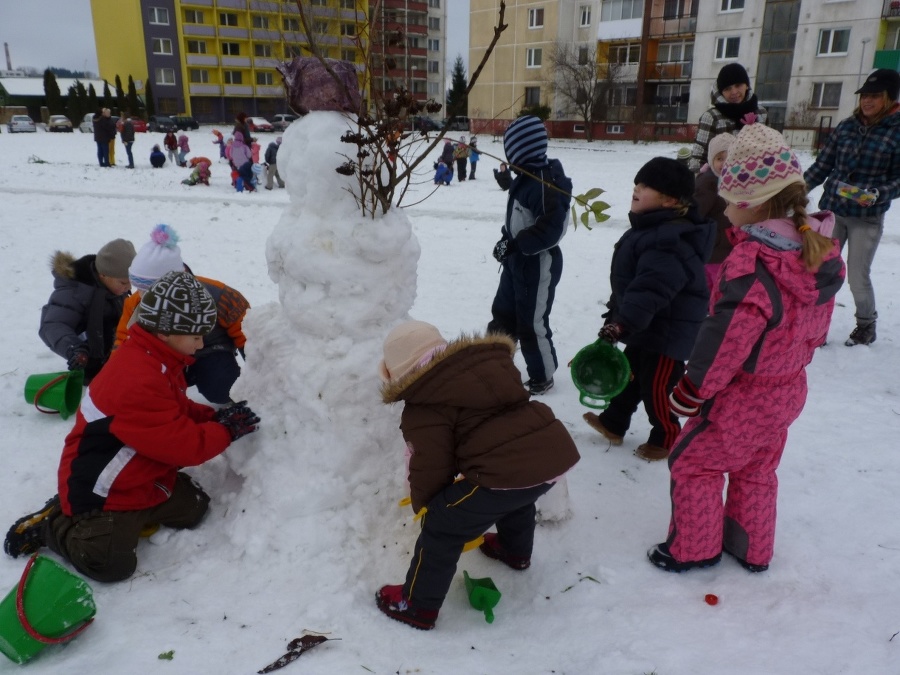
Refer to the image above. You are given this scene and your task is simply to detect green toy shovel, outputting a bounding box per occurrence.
[463,571,501,624]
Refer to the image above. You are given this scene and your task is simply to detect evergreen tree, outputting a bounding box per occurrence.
[114,75,126,115]
[43,69,64,115]
[445,55,468,117]
[65,83,82,123]
[102,81,113,110]
[88,84,99,113]
[126,76,141,117]
[144,80,155,117]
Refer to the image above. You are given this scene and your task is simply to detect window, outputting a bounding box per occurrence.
[185,10,204,24]
[525,86,541,106]
[341,0,356,7]
[341,23,356,36]
[283,18,300,31]
[600,0,643,22]
[428,38,440,51]
[428,17,441,30]
[311,0,326,5]
[607,124,625,134]
[252,15,269,29]
[149,7,169,25]
[151,38,173,55]
[658,41,693,63]
[256,72,274,85]
[818,29,850,55]
[314,20,328,34]
[219,12,237,26]
[610,43,640,64]
[155,67,175,85]
[664,0,686,18]
[715,36,740,59]
[408,36,422,49]
[580,5,592,26]
[655,83,690,106]
[187,41,207,54]
[224,71,243,84]
[812,82,842,107]
[529,8,544,28]
[428,81,440,95]
[341,48,356,61]
[429,0,441,7]
[189,69,209,84]
[255,44,272,57]
[720,0,745,9]
[526,48,542,68]
[428,60,440,73]
[609,85,637,106]
[222,42,240,56]
[578,46,589,65]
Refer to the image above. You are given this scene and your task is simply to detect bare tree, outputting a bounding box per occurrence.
[548,41,603,142]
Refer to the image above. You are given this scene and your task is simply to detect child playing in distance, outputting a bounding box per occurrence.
[5,271,260,582]
[433,159,452,185]
[375,321,580,630]
[649,124,844,574]
[694,133,736,290]
[150,144,166,168]
[177,133,191,167]
[212,129,226,159]
[182,161,211,186]
[468,136,480,179]
[583,157,714,461]
[39,239,136,385]
[493,162,511,191]
[163,130,178,165]
[453,137,469,181]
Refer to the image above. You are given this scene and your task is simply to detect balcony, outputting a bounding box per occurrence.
[219,27,249,39]
[186,55,218,66]
[183,24,216,36]
[644,60,692,81]
[883,0,900,18]
[646,104,689,123]
[598,62,639,82]
[217,0,245,7]
[253,1,281,10]
[254,57,279,68]
[189,84,221,95]
[647,13,696,38]
[604,106,635,122]
[874,49,900,69]
[256,85,283,96]
[224,85,253,96]
[252,29,281,41]
[182,0,212,5]
[221,56,252,67]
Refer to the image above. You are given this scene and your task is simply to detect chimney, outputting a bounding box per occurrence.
[4,43,11,71]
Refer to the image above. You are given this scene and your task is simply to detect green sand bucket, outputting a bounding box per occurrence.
[463,571,501,624]
[570,340,631,410]
[23,371,84,420]
[0,554,96,664]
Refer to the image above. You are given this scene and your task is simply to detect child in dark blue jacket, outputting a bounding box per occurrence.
[583,157,714,461]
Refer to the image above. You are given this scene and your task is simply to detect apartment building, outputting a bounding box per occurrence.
[469,0,895,143]
[88,0,446,122]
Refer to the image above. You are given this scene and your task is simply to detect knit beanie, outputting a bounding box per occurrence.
[129,224,185,292]
[634,157,695,202]
[717,63,751,93]
[504,115,548,168]
[379,320,448,383]
[137,271,217,336]
[95,239,136,278]
[718,124,804,209]
[708,133,737,165]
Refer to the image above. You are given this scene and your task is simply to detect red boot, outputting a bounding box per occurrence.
[375,585,438,630]
[479,532,531,570]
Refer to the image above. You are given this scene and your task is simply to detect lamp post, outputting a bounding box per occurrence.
[858,37,872,88]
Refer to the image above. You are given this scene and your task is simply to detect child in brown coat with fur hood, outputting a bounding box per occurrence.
[375,321,580,630]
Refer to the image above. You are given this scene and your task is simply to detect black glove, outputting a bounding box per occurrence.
[66,346,89,371]
[493,237,517,263]
[669,377,705,418]
[238,347,246,361]
[597,322,625,345]
[214,401,261,442]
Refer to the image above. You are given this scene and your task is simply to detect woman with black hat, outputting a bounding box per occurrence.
[804,68,900,346]
[687,63,768,173]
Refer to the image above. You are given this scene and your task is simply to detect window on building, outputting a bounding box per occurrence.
[408,36,422,49]
[342,48,356,61]
[429,0,441,7]
[184,10,204,24]
[428,17,441,30]
[189,69,209,83]
[428,81,439,95]
[580,5,592,26]
[714,36,740,59]
[187,41,207,54]
[428,60,440,73]
[428,38,440,51]
[817,29,850,55]
[152,38,173,55]
[578,46,589,65]
[224,71,243,85]
[284,18,300,31]
[600,0,643,22]
[720,0,745,10]
[149,7,169,25]
[655,83,690,105]
[311,0,326,5]
[341,23,356,36]
[664,0,687,18]
[525,86,541,106]
[220,12,238,26]
[252,15,269,29]
[529,8,544,28]
[658,41,693,63]
[526,48,542,68]
[255,44,272,57]
[609,85,637,106]
[812,82,842,107]
[155,67,175,85]
[341,0,356,7]
[314,20,328,33]
[222,42,240,56]
[610,43,640,64]
[256,72,274,85]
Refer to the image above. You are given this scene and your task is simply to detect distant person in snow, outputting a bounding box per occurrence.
[493,162,511,191]
[149,144,166,168]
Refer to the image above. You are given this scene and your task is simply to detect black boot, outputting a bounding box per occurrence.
[845,321,876,346]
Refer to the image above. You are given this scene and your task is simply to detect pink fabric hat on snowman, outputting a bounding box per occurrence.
[718,123,804,209]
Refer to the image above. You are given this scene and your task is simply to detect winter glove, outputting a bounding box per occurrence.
[597,322,625,345]
[669,377,705,418]
[66,346,89,371]
[492,237,517,263]
[214,401,261,442]
[238,347,246,361]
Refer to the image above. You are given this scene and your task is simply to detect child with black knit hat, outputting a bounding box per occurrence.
[583,157,714,462]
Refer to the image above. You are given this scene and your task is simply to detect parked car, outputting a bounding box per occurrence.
[148,115,177,133]
[171,115,199,131]
[79,113,94,133]
[272,113,297,131]
[47,115,73,132]
[412,116,441,132]
[247,116,274,133]
[443,116,470,132]
[116,117,148,133]
[7,115,37,133]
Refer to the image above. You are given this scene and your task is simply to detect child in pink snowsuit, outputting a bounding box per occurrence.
[648,124,845,574]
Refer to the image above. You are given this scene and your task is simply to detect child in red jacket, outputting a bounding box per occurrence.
[4,272,260,582]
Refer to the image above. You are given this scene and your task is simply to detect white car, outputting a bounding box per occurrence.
[7,115,36,133]
[79,113,94,133]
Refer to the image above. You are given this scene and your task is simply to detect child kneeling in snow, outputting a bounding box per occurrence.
[182,161,211,186]
[4,272,260,582]
[375,321,580,630]
[433,160,452,185]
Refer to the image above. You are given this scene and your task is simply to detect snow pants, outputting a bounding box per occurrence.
[403,479,553,610]
[455,158,467,180]
[487,247,562,384]
[666,371,807,567]
[185,349,241,404]
[832,213,884,326]
[46,472,210,582]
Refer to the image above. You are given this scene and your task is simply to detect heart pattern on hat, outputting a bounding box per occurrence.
[719,123,805,208]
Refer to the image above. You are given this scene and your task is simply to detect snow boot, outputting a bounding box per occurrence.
[647,542,721,573]
[724,549,769,573]
[525,377,554,395]
[479,532,531,570]
[4,495,59,558]
[635,443,669,461]
[375,585,438,630]
[582,413,624,445]
[845,321,876,346]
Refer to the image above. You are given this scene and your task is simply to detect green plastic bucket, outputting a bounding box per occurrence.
[463,570,501,624]
[570,340,631,410]
[0,554,96,664]
[23,371,84,420]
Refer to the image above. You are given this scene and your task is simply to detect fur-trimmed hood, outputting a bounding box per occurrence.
[50,251,99,286]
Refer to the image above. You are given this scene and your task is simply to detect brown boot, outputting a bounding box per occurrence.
[582,413,623,445]
[635,443,669,461]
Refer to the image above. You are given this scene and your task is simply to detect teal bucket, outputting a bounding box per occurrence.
[570,340,631,410]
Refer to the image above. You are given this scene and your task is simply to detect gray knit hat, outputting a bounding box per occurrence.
[95,239,136,278]
[137,271,217,336]
[504,115,547,168]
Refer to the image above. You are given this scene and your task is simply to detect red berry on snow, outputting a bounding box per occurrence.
[705,593,719,606]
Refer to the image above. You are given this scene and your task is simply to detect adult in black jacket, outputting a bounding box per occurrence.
[120,114,136,168]
[92,108,116,167]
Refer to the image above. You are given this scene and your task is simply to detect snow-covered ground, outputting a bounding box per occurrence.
[0,122,898,674]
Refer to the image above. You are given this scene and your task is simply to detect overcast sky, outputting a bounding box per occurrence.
[3,1,469,75]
